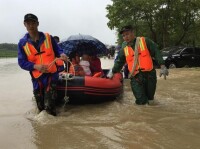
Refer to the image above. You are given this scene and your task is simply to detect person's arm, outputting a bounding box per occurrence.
[51,36,68,61]
[112,44,126,73]
[145,37,168,79]
[18,41,35,71]
[51,36,63,56]
[145,37,165,66]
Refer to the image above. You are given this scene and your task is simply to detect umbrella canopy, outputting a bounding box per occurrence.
[59,34,108,56]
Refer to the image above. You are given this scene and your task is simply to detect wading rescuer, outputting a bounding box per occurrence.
[18,13,68,116]
[107,25,169,105]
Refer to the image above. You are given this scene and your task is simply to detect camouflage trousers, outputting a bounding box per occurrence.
[130,69,157,105]
[33,79,57,116]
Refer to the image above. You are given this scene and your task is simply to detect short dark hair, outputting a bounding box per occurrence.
[53,36,60,43]
[69,52,77,60]
[24,13,38,22]
[119,25,133,34]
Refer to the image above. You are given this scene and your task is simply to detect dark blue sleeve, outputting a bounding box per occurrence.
[18,40,35,71]
[51,36,64,57]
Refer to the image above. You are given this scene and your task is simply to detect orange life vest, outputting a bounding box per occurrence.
[23,33,57,78]
[92,72,102,77]
[69,63,84,76]
[124,37,153,76]
[56,59,64,67]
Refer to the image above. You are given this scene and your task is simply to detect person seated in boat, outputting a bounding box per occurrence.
[79,54,92,76]
[89,55,104,77]
[69,53,85,76]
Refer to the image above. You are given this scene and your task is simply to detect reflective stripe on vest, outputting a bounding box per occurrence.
[23,33,57,78]
[124,37,153,76]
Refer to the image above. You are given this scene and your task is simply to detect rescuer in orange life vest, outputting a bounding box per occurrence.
[107,25,169,105]
[18,13,68,116]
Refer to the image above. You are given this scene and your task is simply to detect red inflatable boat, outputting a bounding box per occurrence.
[57,71,123,103]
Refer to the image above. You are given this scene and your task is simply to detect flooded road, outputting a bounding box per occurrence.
[0,58,200,149]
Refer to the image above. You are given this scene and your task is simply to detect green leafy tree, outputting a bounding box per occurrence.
[106,0,200,48]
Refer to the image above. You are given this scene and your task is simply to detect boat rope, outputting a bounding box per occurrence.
[47,57,73,107]
[62,59,76,108]
[128,37,140,78]
[63,60,69,107]
[48,57,60,69]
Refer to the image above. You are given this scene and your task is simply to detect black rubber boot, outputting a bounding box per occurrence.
[135,99,148,105]
[33,90,44,112]
[45,106,57,116]
[44,83,57,116]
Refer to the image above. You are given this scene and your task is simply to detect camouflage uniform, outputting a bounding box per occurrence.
[112,37,164,104]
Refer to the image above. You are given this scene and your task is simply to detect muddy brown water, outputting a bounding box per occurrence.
[0,58,200,149]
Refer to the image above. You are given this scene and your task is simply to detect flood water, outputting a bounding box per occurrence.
[0,58,200,149]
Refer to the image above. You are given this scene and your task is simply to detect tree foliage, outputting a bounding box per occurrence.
[0,43,17,51]
[106,0,200,48]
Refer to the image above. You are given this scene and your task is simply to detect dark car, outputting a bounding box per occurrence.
[161,46,200,68]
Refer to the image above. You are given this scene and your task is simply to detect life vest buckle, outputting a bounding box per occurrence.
[35,51,45,56]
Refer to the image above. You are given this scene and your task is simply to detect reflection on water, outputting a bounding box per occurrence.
[0,58,200,149]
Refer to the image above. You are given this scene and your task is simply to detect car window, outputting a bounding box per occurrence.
[195,48,200,55]
[181,48,194,54]
[174,48,183,54]
[161,47,175,56]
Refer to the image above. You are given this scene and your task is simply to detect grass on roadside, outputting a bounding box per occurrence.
[0,49,17,57]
